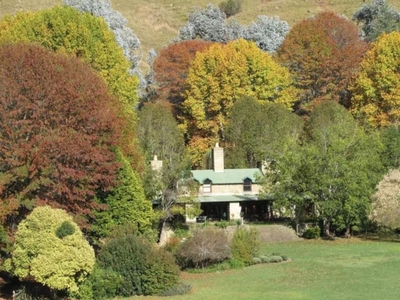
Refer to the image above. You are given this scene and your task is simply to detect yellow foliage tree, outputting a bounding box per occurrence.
[351,32,400,127]
[4,206,95,294]
[181,39,297,167]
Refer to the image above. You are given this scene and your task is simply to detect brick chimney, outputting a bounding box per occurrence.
[213,143,224,173]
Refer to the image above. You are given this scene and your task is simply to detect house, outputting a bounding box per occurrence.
[150,143,274,222]
[189,143,272,222]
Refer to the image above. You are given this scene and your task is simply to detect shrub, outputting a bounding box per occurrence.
[252,257,262,264]
[97,233,180,296]
[158,283,192,297]
[259,256,271,263]
[228,258,245,269]
[176,228,230,268]
[55,221,76,239]
[269,255,283,263]
[214,220,228,229]
[230,226,260,265]
[164,236,182,255]
[219,0,242,18]
[303,227,321,239]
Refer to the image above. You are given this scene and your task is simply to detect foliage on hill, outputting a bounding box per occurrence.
[278,11,369,115]
[181,38,297,167]
[351,31,400,128]
[0,43,125,228]
[4,206,95,294]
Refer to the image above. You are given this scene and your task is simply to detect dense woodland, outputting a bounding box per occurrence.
[0,0,400,298]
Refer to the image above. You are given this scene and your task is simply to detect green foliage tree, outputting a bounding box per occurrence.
[0,43,126,229]
[225,96,303,168]
[379,125,400,169]
[137,103,200,243]
[270,101,383,237]
[278,11,368,114]
[350,31,400,128]
[182,38,297,167]
[91,150,155,241]
[353,0,400,41]
[4,206,95,294]
[219,0,242,18]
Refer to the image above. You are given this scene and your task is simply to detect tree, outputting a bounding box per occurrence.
[91,150,155,241]
[152,40,213,109]
[270,101,383,237]
[224,96,303,168]
[182,39,297,167]
[63,0,147,93]
[353,0,400,41]
[137,103,200,244]
[219,0,242,18]
[277,11,368,114]
[177,4,289,53]
[379,125,400,169]
[0,6,138,117]
[350,32,400,128]
[0,43,125,229]
[370,169,400,228]
[4,206,95,295]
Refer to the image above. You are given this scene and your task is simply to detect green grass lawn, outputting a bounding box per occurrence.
[129,238,400,300]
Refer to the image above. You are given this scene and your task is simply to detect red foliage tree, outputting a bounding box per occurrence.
[153,40,213,110]
[0,44,126,229]
[277,11,369,115]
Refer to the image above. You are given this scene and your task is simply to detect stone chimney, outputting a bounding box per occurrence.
[213,143,224,173]
[151,155,163,172]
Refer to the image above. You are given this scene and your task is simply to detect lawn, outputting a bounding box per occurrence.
[128,238,400,300]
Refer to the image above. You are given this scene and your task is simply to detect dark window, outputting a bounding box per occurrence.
[243,178,252,192]
[203,179,212,193]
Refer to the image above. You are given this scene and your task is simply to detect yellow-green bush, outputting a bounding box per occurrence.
[4,206,95,294]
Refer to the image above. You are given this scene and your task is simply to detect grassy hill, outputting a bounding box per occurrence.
[1,0,400,62]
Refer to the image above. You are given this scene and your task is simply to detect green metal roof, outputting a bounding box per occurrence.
[191,168,262,184]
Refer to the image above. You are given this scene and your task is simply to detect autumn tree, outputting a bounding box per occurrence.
[353,0,400,41]
[350,32,400,128]
[370,169,400,229]
[277,11,368,114]
[0,6,138,109]
[182,39,297,167]
[0,44,126,230]
[225,96,303,168]
[152,40,213,110]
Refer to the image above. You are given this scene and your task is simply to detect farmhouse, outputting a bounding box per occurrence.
[190,143,273,222]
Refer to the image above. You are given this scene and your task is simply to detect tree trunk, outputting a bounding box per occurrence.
[158,220,168,247]
[324,217,334,239]
[345,225,351,238]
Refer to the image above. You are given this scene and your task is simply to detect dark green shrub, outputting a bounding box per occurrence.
[55,221,75,239]
[303,227,321,239]
[230,226,260,265]
[158,283,192,297]
[97,233,180,296]
[176,228,230,268]
[219,0,242,18]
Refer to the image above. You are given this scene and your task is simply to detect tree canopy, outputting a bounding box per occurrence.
[277,11,368,114]
[4,206,95,294]
[0,43,125,228]
[351,31,400,128]
[181,38,297,167]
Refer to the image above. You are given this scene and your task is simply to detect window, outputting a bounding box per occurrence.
[243,178,252,192]
[203,179,212,193]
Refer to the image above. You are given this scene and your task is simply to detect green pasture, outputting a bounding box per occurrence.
[130,238,400,300]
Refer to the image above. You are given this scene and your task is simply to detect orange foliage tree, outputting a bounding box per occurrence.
[277,11,368,115]
[0,44,126,229]
[152,40,213,110]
